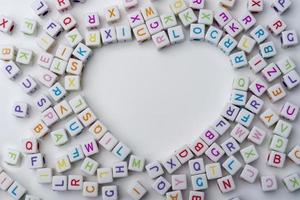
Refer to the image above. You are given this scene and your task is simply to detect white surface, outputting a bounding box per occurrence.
[0,0,300,200]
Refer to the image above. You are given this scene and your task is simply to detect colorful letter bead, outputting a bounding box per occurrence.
[54,0,71,12]
[38,69,57,88]
[73,43,92,62]
[206,162,222,180]
[1,61,20,80]
[270,135,288,153]
[26,153,45,169]
[189,0,205,10]
[288,145,300,165]
[191,174,208,190]
[221,137,240,156]
[101,27,117,45]
[59,13,77,31]
[7,181,26,200]
[213,116,231,135]
[262,63,281,82]
[189,138,208,156]
[247,0,263,12]
[161,13,177,29]
[98,132,118,151]
[20,76,38,94]
[162,155,181,174]
[48,82,67,101]
[97,168,113,184]
[277,56,295,74]
[283,70,300,90]
[82,182,98,197]
[41,107,59,126]
[189,191,205,200]
[178,8,197,27]
[127,180,147,200]
[273,119,292,138]
[65,28,83,47]
[248,126,266,145]
[88,120,107,140]
[188,158,205,175]
[281,30,298,48]
[152,31,170,49]
[267,83,286,102]
[169,0,187,15]
[240,145,259,164]
[229,51,247,69]
[133,24,150,43]
[152,176,171,195]
[112,161,128,178]
[267,150,286,168]
[230,123,249,143]
[65,117,83,136]
[217,175,236,193]
[31,120,49,138]
[175,145,194,164]
[283,173,300,192]
[80,157,98,175]
[141,5,158,21]
[146,161,164,179]
[81,139,99,156]
[12,102,29,118]
[16,49,33,65]
[112,142,131,160]
[240,164,258,183]
[198,9,213,25]
[4,149,21,165]
[222,155,242,175]
[50,129,69,146]
[168,25,185,44]
[221,103,240,121]
[64,75,81,91]
[261,175,278,192]
[67,145,84,162]
[248,54,266,73]
[127,11,144,28]
[190,23,205,41]
[218,34,237,55]
[224,19,243,38]
[235,108,255,128]
[200,128,219,145]
[116,25,133,42]
[0,45,14,61]
[36,33,55,51]
[85,30,101,47]
[250,25,269,44]
[37,52,53,69]
[68,175,83,190]
[214,8,232,27]
[55,155,71,173]
[66,58,83,75]
[102,185,118,200]
[237,35,256,53]
[0,15,14,34]
[271,0,291,14]
[52,176,67,191]
[31,0,49,16]
[205,143,225,162]
[36,168,52,184]
[260,108,280,128]
[238,12,256,30]
[68,95,87,114]
[104,6,120,23]
[245,95,264,114]
[205,25,223,45]
[260,41,277,58]
[171,174,187,190]
[22,138,39,154]
[231,89,247,106]
[54,100,73,119]
[249,78,268,96]
[85,12,100,29]
[0,171,13,190]
[128,155,145,172]
[268,17,287,35]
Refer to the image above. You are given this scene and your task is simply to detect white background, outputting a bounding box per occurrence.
[0,0,300,199]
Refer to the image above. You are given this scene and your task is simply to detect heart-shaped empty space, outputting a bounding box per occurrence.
[84,41,233,160]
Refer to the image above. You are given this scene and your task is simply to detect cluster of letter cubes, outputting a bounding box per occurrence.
[0,0,300,199]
